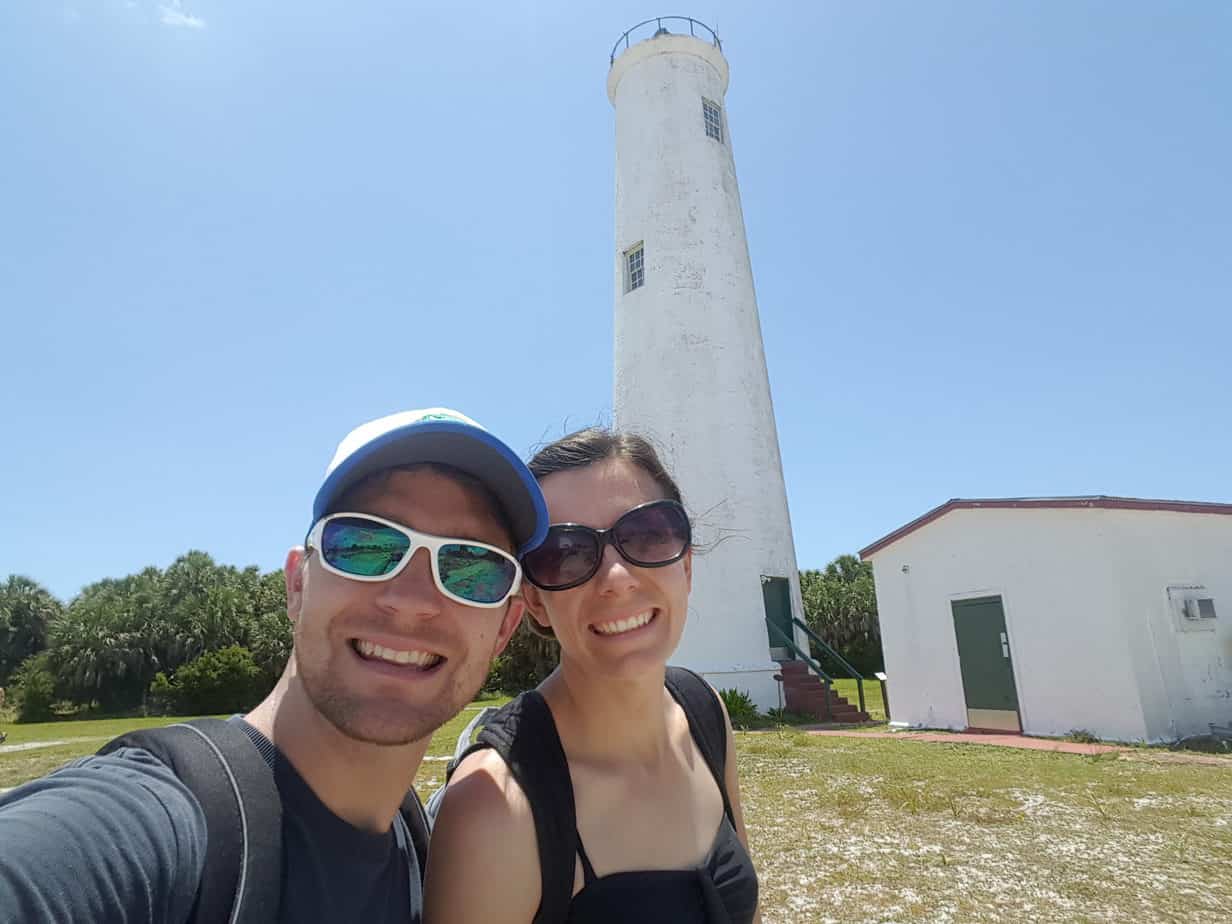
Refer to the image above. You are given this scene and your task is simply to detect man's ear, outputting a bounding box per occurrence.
[492,597,526,658]
[285,547,309,624]
[683,548,693,593]
[521,583,553,632]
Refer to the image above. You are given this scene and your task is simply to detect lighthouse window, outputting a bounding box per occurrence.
[624,244,645,292]
[702,98,723,143]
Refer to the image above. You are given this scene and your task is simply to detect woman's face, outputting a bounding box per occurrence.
[525,458,692,676]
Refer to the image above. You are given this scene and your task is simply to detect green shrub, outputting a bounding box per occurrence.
[11,653,57,722]
[484,623,559,694]
[719,688,760,729]
[147,671,177,715]
[1065,729,1100,744]
[155,645,263,715]
[765,706,814,726]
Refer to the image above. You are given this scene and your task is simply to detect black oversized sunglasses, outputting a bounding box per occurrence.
[520,499,692,592]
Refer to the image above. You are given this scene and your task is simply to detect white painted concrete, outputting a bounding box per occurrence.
[609,31,799,709]
[867,506,1232,743]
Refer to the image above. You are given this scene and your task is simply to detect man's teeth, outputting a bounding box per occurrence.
[354,639,442,668]
[593,610,654,636]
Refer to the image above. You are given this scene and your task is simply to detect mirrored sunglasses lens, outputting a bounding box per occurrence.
[523,529,600,588]
[321,518,410,577]
[438,545,517,604]
[614,504,690,564]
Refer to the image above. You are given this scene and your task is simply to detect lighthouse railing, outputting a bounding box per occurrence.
[792,617,868,718]
[610,17,722,66]
[766,620,834,722]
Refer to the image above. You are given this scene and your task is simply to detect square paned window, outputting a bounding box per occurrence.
[624,244,645,292]
[703,98,723,143]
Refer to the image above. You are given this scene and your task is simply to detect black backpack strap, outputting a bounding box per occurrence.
[447,692,577,924]
[665,666,734,822]
[399,788,431,880]
[98,718,282,924]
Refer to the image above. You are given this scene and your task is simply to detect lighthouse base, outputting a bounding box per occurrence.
[687,663,783,715]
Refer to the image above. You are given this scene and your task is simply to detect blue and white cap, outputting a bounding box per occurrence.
[312,408,548,555]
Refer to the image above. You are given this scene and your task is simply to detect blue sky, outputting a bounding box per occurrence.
[2,1,1229,602]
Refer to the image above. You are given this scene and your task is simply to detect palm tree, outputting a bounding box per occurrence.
[0,575,62,685]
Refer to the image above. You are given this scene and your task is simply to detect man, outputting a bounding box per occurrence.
[0,408,548,923]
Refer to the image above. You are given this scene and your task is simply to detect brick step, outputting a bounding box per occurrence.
[793,689,852,704]
[783,699,862,724]
[784,702,871,723]
[777,661,815,675]
[781,679,851,695]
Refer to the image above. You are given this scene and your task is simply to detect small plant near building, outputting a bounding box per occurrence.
[718,688,760,729]
[1065,728,1101,744]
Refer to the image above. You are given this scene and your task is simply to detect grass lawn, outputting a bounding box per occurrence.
[5,704,1230,921]
[739,728,1232,923]
[0,699,511,792]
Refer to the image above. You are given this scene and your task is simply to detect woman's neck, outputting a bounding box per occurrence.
[540,659,674,767]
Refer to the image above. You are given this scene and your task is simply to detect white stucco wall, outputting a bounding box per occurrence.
[868,506,1232,743]
[608,34,797,709]
[1101,510,1232,740]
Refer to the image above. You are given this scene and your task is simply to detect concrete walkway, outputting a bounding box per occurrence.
[0,739,71,755]
[0,735,110,756]
[805,728,1126,756]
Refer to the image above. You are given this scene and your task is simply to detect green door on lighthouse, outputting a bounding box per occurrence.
[763,576,794,658]
[951,596,1021,732]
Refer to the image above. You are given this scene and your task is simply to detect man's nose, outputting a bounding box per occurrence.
[373,547,443,617]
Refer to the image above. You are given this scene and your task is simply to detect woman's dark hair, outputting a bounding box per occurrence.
[527,428,683,505]
[522,428,687,640]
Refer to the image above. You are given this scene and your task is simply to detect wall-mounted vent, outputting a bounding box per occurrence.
[1184,597,1217,621]
[1167,584,1216,632]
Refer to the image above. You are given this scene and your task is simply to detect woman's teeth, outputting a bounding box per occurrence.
[354,639,442,669]
[593,610,655,636]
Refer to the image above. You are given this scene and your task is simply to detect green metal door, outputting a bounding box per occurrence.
[951,597,1021,732]
[763,576,794,657]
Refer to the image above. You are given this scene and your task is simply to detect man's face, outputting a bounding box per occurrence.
[285,468,524,746]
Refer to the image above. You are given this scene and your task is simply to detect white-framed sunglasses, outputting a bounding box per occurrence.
[305,512,522,609]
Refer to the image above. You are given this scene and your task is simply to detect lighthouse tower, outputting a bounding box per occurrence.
[608,18,803,708]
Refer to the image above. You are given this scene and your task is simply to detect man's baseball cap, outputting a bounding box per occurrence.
[312,408,549,555]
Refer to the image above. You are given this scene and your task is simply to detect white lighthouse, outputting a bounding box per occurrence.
[608,18,804,709]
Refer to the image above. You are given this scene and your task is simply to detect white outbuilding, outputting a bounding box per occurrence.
[861,497,1232,743]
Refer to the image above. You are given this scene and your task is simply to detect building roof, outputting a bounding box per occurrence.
[859,496,1232,560]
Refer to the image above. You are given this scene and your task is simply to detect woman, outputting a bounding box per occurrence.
[425,429,760,923]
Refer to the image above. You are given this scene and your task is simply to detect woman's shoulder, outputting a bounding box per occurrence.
[426,740,542,921]
[442,689,552,825]
[444,746,532,826]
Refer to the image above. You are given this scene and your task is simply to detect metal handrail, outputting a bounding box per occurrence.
[610,16,721,66]
[792,617,867,715]
[793,617,861,678]
[766,620,832,721]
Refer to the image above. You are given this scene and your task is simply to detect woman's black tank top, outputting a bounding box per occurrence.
[452,667,758,924]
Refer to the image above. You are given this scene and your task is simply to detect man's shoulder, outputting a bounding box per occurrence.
[4,744,205,811]
[0,747,209,923]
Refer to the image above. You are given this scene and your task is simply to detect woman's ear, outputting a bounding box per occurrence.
[522,583,553,632]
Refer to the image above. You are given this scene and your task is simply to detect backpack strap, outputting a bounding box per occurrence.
[446,693,577,924]
[98,718,282,924]
[664,666,734,822]
[399,787,431,881]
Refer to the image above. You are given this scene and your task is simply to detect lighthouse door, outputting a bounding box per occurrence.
[762,576,794,659]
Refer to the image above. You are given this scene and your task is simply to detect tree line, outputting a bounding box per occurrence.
[0,552,880,723]
[0,555,291,722]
